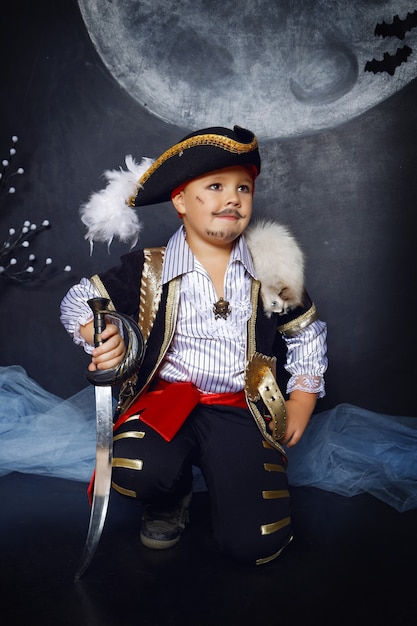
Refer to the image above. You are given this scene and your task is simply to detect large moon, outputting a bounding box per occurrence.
[78,0,417,138]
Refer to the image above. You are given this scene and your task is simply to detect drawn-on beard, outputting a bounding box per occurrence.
[205,227,241,241]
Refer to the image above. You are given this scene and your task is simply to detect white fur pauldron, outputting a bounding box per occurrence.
[245,220,304,317]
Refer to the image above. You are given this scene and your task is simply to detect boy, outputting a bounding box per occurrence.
[61,125,327,565]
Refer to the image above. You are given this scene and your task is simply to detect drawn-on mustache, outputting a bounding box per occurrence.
[213,209,245,218]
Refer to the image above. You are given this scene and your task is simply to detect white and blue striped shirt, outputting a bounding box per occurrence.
[60,226,327,397]
[157,226,254,393]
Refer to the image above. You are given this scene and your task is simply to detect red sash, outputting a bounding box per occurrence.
[114,378,247,442]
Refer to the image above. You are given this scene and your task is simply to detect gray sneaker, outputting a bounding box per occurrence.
[140,492,192,549]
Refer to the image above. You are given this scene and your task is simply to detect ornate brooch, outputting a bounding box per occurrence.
[213,297,231,320]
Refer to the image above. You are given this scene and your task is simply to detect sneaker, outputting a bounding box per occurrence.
[140,492,192,549]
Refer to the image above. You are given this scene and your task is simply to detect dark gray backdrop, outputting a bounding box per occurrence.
[1,0,416,417]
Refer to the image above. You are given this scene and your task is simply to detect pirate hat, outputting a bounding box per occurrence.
[80,125,260,250]
[133,125,260,207]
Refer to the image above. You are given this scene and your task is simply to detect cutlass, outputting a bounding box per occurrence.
[75,297,144,580]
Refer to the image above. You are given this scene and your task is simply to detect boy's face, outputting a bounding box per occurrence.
[172,166,254,250]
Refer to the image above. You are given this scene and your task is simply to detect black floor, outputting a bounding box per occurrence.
[1,472,416,626]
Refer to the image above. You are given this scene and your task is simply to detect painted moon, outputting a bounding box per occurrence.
[78,0,417,138]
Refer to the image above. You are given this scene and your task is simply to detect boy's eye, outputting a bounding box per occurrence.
[208,183,252,192]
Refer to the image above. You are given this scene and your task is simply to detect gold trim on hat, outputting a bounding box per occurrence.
[130,132,258,205]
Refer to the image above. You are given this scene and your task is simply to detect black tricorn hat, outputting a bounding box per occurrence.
[132,125,261,207]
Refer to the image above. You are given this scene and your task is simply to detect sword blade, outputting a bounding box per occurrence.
[75,384,113,580]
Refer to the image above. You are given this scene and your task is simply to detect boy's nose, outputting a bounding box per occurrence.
[225,188,240,205]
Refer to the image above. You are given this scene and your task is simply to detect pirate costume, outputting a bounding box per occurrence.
[61,126,328,565]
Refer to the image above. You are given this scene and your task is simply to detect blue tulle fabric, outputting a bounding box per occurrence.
[286,403,417,512]
[0,365,97,483]
[1,365,416,511]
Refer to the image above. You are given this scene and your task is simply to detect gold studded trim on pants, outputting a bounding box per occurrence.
[111,481,137,498]
[112,458,143,471]
[263,463,285,473]
[113,431,145,442]
[260,516,291,536]
[262,490,290,500]
[256,535,293,565]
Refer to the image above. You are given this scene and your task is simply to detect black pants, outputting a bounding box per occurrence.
[112,404,292,565]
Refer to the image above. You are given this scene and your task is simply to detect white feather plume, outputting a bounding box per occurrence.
[80,156,154,252]
[246,220,305,317]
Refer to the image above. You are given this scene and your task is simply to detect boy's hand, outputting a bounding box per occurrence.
[88,323,126,372]
[275,390,317,447]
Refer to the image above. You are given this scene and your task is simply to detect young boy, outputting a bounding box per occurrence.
[61,125,327,565]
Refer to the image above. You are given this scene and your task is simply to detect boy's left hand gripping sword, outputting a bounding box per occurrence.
[75,297,145,580]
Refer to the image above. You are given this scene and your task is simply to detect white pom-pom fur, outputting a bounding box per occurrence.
[246,220,304,317]
[80,156,153,251]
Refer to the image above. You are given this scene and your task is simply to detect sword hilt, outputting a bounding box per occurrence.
[87,297,110,347]
[85,298,145,388]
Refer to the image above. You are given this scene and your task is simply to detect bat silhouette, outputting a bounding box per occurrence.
[365,45,412,76]
[375,10,417,40]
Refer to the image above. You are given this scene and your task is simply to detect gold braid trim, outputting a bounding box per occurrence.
[115,249,164,416]
[277,303,318,337]
[129,133,258,205]
[138,247,165,341]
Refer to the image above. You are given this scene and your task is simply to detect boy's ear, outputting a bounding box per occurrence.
[172,192,186,216]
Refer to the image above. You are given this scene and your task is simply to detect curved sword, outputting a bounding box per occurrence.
[75,298,144,580]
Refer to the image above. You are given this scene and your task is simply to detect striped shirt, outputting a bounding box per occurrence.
[158,227,254,393]
[60,226,327,397]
